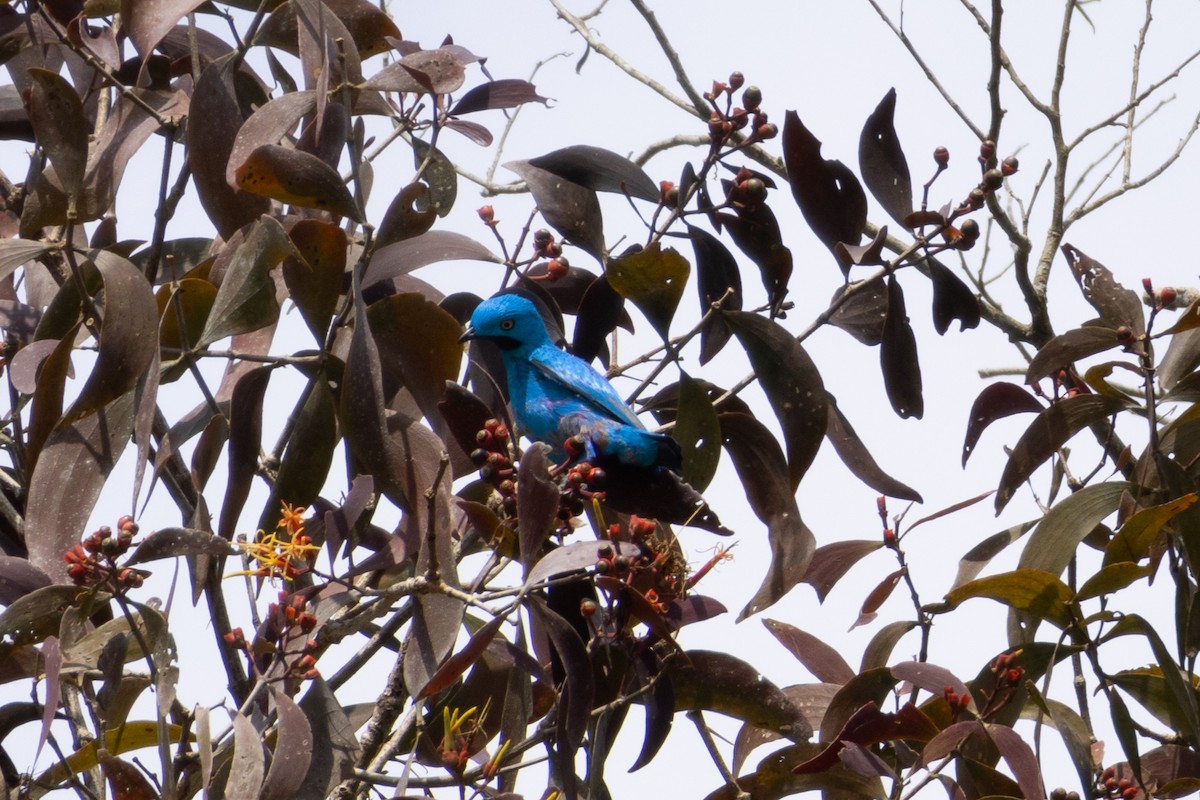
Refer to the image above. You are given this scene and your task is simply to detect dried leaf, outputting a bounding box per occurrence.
[850,568,905,630]
[1062,244,1145,336]
[225,90,318,189]
[363,47,466,93]
[235,144,363,221]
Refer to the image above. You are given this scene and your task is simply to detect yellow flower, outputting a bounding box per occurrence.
[226,502,318,582]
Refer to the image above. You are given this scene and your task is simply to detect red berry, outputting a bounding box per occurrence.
[933,146,950,167]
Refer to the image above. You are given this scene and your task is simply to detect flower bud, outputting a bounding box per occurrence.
[728,71,745,91]
[933,146,950,167]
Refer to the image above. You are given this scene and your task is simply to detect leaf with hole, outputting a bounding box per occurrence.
[858,88,912,226]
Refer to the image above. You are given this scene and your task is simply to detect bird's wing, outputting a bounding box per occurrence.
[529,347,646,430]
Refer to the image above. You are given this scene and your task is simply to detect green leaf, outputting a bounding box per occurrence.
[996,396,1131,512]
[667,650,810,741]
[725,311,827,490]
[1077,562,1153,600]
[605,243,689,340]
[1105,494,1198,566]
[944,569,1075,629]
[1018,481,1130,576]
[1103,614,1200,747]
[673,372,721,492]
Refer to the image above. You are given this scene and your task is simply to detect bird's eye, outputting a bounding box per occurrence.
[500,319,515,331]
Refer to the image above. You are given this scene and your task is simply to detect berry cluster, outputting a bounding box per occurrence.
[529,228,569,282]
[704,71,777,147]
[1092,767,1138,800]
[470,419,517,516]
[1050,789,1082,800]
[224,590,320,689]
[62,516,144,590]
[560,457,606,521]
[941,684,972,717]
[974,650,1027,718]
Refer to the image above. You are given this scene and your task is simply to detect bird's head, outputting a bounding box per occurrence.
[459,294,554,352]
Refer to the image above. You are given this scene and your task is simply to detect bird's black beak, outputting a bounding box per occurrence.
[458,324,475,344]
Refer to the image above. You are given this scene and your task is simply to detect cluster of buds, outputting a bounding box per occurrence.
[437,705,488,774]
[528,229,569,282]
[991,650,1025,686]
[63,516,144,590]
[471,420,517,516]
[1143,277,1180,311]
[225,590,321,686]
[1093,767,1138,800]
[941,684,972,717]
[724,167,771,212]
[705,72,776,147]
[559,457,605,521]
[1051,790,1082,800]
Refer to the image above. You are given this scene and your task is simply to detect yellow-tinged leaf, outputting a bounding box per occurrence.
[1104,493,1198,566]
[1082,362,1140,401]
[1159,298,1200,336]
[944,569,1075,629]
[1077,562,1153,600]
[36,722,187,786]
[606,242,690,340]
[234,144,363,222]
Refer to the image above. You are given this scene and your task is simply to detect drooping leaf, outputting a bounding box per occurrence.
[719,413,814,619]
[687,224,742,363]
[835,225,888,268]
[517,444,562,575]
[367,292,463,420]
[962,382,1044,466]
[260,690,313,800]
[258,373,338,535]
[450,79,550,115]
[1026,326,1124,384]
[783,109,867,268]
[818,667,898,743]
[157,279,217,362]
[717,203,792,317]
[505,160,605,259]
[605,243,689,340]
[600,463,731,535]
[929,257,981,334]
[828,280,887,346]
[571,274,623,364]
[374,182,437,249]
[825,395,922,501]
[880,276,922,419]
[254,0,398,59]
[859,621,917,672]
[297,678,361,797]
[365,230,501,287]
[673,373,722,492]
[198,216,292,347]
[281,218,346,343]
[850,568,905,630]
[995,397,1131,512]
[26,68,88,198]
[795,702,937,775]
[944,569,1076,630]
[989,723,1046,800]
[802,539,884,603]
[858,89,912,226]
[411,138,457,218]
[24,327,78,478]
[0,238,53,284]
[1105,494,1198,566]
[227,712,266,799]
[1062,244,1146,336]
[235,144,363,221]
[1076,562,1153,600]
[26,393,135,582]
[1103,615,1200,751]
[225,91,319,189]
[763,619,855,684]
[529,594,593,756]
[667,650,810,741]
[125,528,237,565]
[951,520,1038,590]
[526,144,658,203]
[725,311,827,490]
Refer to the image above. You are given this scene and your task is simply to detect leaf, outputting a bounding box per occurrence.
[415,612,507,701]
[951,520,1038,590]
[225,90,318,190]
[255,0,398,60]
[945,569,1076,629]
[0,557,52,604]
[125,528,236,565]
[27,68,88,197]
[1022,694,1096,798]
[717,204,792,317]
[0,238,53,283]
[1105,494,1198,566]
[763,619,855,684]
[1076,562,1153,601]
[258,374,338,535]
[189,54,272,239]
[157,279,217,359]
[929,257,981,334]
[516,444,562,576]
[725,311,827,490]
[795,702,937,775]
[571,274,624,364]
[687,224,742,363]
[529,595,593,755]
[122,0,205,56]
[1103,614,1200,748]
[0,584,84,648]
[598,464,731,535]
[198,216,292,347]
[374,182,437,248]
[605,243,689,340]
[64,255,157,424]
[33,721,186,787]
[783,109,867,265]
[988,723,1046,800]
[673,373,722,492]
[524,540,640,589]
[996,398,1131,512]
[26,393,135,582]
[227,712,266,799]
[861,622,918,673]
[828,280,887,345]
[1019,482,1130,580]
[526,144,658,203]
[835,225,888,268]
[719,413,814,619]
[1063,244,1146,336]
[297,678,361,797]
[365,230,500,287]
[505,160,605,259]
[363,47,467,93]
[451,78,549,115]
[667,650,810,740]
[260,691,313,800]
[411,138,457,217]
[858,88,912,226]
[802,539,884,603]
[101,754,158,800]
[826,395,922,501]
[235,144,363,221]
[281,219,346,343]
[880,276,922,419]
[850,568,905,630]
[962,382,1044,466]
[367,292,463,421]
[1026,326,1124,384]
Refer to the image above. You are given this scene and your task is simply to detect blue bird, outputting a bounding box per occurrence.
[460,294,682,470]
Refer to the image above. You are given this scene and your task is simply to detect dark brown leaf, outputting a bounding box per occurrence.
[828,280,887,346]
[834,224,888,267]
[802,539,884,603]
[0,557,52,604]
[858,88,912,226]
[717,204,792,317]
[450,79,550,115]
[599,464,731,535]
[198,216,292,347]
[783,110,867,268]
[763,618,855,684]
[881,276,922,418]
[725,311,827,490]
[261,690,314,800]
[673,372,722,492]
[505,160,605,260]
[526,144,658,203]
[1063,244,1146,336]
[529,595,592,755]
[375,182,437,249]
[667,650,810,741]
[850,568,905,630]
[26,68,88,198]
[719,413,814,619]
[258,373,338,535]
[365,231,500,288]
[368,292,463,420]
[1026,326,1123,384]
[795,702,937,774]
[125,528,236,565]
[571,274,623,365]
[962,381,1045,466]
[281,219,346,343]
[256,0,398,60]
[996,395,1131,512]
[687,224,741,364]
[225,91,318,190]
[415,612,507,700]
[929,257,981,334]
[297,678,361,797]
[825,394,922,501]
